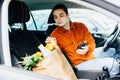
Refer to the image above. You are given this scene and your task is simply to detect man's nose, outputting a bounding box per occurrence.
[57,17,61,21]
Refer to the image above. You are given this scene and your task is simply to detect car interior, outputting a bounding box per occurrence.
[7,0,120,80]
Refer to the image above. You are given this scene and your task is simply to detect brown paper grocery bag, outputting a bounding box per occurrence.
[33,46,77,80]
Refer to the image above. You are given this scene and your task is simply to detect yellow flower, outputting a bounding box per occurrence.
[18,52,43,70]
[33,52,42,57]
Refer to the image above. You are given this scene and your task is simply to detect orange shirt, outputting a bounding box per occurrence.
[50,22,96,66]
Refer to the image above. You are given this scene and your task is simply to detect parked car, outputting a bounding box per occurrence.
[0,0,120,80]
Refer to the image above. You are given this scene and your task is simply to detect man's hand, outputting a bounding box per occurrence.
[76,45,89,55]
[45,37,57,44]
[45,37,57,50]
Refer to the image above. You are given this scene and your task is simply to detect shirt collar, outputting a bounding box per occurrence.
[70,21,76,29]
[58,21,77,33]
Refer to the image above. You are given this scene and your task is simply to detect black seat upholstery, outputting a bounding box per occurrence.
[9,29,40,57]
[46,12,57,37]
[9,0,30,26]
[9,1,41,67]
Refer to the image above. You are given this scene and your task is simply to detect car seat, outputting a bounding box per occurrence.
[8,0,41,67]
[46,12,57,37]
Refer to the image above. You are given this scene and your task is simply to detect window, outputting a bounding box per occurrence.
[26,10,51,31]
[26,8,117,34]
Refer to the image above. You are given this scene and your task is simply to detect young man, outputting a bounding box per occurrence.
[45,4,119,76]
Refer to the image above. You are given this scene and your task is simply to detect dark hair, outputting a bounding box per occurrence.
[48,4,68,23]
[51,3,68,15]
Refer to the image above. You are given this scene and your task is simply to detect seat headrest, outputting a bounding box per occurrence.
[9,1,30,25]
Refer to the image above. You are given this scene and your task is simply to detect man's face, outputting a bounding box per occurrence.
[53,9,69,27]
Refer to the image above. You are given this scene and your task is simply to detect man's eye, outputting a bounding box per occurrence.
[54,16,57,19]
[60,15,64,17]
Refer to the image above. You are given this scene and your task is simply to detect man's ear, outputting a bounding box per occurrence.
[67,14,70,19]
[67,14,69,16]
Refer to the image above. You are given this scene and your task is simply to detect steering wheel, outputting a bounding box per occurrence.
[103,23,120,50]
